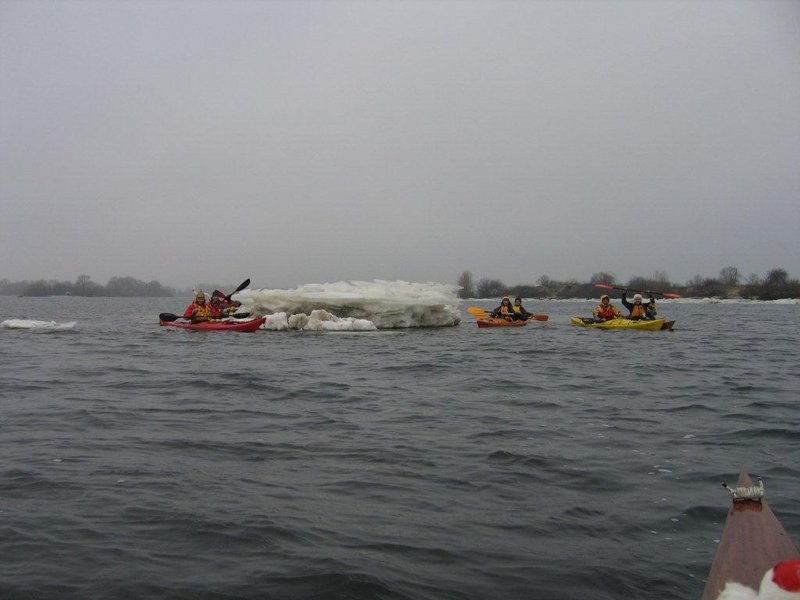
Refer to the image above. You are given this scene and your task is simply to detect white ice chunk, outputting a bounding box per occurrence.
[1,319,77,331]
[235,280,460,329]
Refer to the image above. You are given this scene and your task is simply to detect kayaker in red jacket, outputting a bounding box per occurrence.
[183,290,221,322]
[592,295,622,321]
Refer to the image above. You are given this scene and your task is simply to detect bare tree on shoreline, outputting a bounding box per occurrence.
[455,267,800,300]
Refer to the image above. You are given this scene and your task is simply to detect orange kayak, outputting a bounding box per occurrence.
[701,467,799,599]
[476,317,529,328]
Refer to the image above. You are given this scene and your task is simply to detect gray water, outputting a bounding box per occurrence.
[1,296,798,600]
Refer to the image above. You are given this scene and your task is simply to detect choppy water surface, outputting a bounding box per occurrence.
[1,297,798,599]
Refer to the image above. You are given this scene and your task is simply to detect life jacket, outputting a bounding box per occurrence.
[630,304,646,319]
[494,304,513,319]
[184,302,220,320]
[594,303,619,319]
[512,306,523,314]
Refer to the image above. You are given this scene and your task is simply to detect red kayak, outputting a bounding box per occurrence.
[159,316,266,332]
[476,317,529,328]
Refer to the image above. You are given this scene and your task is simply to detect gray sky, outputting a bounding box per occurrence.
[2,0,798,289]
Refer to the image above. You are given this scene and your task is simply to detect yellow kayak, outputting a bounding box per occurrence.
[570,317,667,330]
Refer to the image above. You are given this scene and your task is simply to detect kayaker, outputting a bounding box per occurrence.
[183,290,221,322]
[592,295,622,321]
[212,288,242,314]
[511,297,531,321]
[491,296,515,320]
[621,291,655,320]
[645,299,657,320]
[221,300,242,317]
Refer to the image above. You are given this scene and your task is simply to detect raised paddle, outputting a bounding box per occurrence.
[226,278,250,301]
[594,283,681,299]
[211,278,252,301]
[466,306,549,321]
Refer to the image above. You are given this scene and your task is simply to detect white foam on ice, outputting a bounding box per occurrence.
[236,280,461,329]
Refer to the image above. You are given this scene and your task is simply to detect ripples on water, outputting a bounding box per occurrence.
[1,297,798,599]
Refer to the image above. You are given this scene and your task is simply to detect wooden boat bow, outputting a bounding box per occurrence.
[701,467,799,599]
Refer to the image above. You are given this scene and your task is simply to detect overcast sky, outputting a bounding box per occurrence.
[2,0,798,289]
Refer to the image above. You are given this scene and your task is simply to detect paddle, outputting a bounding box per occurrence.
[594,283,681,299]
[225,278,250,301]
[466,306,549,321]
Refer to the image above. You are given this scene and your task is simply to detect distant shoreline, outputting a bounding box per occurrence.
[455,267,800,301]
[2,267,799,300]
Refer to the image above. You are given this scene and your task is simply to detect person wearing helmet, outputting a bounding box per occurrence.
[511,297,531,321]
[183,290,222,322]
[621,290,655,320]
[592,294,622,321]
[491,296,515,320]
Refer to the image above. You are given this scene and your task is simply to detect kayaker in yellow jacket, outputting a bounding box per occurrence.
[183,290,221,322]
[592,295,622,321]
[511,297,531,321]
[491,296,515,320]
[621,291,656,320]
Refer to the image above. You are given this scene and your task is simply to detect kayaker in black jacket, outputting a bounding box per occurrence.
[621,291,655,320]
[511,297,531,321]
[491,297,514,320]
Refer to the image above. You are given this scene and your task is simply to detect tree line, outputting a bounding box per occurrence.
[0,275,178,297]
[456,266,800,301]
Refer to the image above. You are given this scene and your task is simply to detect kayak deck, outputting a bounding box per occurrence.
[476,317,529,328]
[570,317,667,330]
[159,316,266,332]
[701,467,800,600]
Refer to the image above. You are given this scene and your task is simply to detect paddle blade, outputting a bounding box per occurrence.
[159,312,181,322]
[661,292,681,299]
[226,278,251,301]
[594,283,615,290]
[531,314,549,321]
[467,306,490,318]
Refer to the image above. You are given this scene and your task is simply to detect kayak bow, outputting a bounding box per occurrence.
[701,468,799,600]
